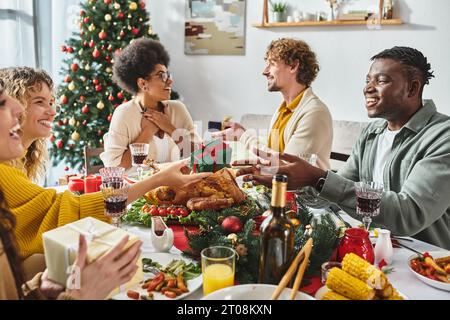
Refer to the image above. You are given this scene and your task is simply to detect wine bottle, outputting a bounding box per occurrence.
[258,174,295,284]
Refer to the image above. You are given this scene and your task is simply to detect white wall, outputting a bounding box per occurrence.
[148,0,450,127]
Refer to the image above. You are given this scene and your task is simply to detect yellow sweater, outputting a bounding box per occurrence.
[0,164,108,258]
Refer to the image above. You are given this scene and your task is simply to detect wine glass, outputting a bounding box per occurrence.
[99,167,125,188]
[100,181,129,228]
[354,181,384,231]
[130,143,149,181]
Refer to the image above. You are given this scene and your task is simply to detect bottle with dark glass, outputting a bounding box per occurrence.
[258,174,295,284]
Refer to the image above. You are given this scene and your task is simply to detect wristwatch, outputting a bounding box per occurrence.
[315,176,327,193]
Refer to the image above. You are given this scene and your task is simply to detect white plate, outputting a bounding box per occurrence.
[112,252,202,300]
[315,285,409,300]
[408,250,450,292]
[124,171,154,184]
[202,284,315,300]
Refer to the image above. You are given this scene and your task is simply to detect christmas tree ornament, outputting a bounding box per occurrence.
[67,47,74,53]
[129,2,138,11]
[69,117,76,126]
[96,101,105,109]
[107,44,113,51]
[99,30,107,40]
[80,10,86,16]
[97,130,103,136]
[221,216,243,234]
[106,67,113,74]
[60,95,68,105]
[119,30,125,38]
[107,114,112,122]
[95,84,102,92]
[104,0,111,4]
[93,79,99,85]
[63,118,69,125]
[78,49,84,55]
[56,139,64,149]
[61,45,67,52]
[148,26,153,35]
[113,22,117,26]
[68,82,75,91]
[117,91,124,100]
[83,41,88,47]
[82,120,87,125]
[85,64,91,71]
[140,1,145,9]
[57,120,63,126]
[104,14,112,21]
[64,75,72,83]
[88,23,96,32]
[132,27,139,35]
[49,134,56,142]
[127,25,132,30]
[114,3,121,10]
[117,11,124,19]
[70,63,79,72]
[82,105,90,114]
[128,14,132,19]
[64,166,69,171]
[139,18,143,22]
[227,233,238,245]
[71,131,80,141]
[79,96,86,102]
[76,121,80,127]
[83,17,90,24]
[92,48,101,58]
[108,94,114,101]
[89,40,95,47]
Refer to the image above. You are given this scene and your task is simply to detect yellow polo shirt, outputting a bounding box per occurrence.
[268,90,305,152]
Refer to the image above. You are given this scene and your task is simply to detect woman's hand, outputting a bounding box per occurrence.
[65,234,142,300]
[140,113,159,138]
[154,159,212,187]
[39,269,65,299]
[142,105,176,136]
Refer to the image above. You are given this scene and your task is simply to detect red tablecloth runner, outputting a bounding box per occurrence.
[170,225,323,296]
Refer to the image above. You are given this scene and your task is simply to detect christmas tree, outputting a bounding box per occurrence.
[51,0,178,171]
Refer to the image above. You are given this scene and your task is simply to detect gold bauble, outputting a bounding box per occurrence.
[76,121,80,127]
[106,67,113,73]
[71,131,80,141]
[114,3,120,9]
[227,233,238,245]
[96,101,105,110]
[69,117,76,126]
[129,2,138,11]
[148,27,153,35]
[104,14,112,21]
[68,82,75,91]
[78,49,84,55]
[85,64,90,71]
[88,23,96,32]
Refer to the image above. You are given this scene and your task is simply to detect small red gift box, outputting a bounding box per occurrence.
[84,175,102,193]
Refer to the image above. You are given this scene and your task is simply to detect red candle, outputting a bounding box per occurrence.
[84,175,100,194]
[68,178,84,194]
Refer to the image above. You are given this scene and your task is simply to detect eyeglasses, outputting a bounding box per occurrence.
[151,71,172,83]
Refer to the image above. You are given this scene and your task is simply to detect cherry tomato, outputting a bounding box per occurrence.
[169,208,177,216]
[178,209,189,217]
[158,208,168,216]
[149,208,159,216]
[127,290,140,300]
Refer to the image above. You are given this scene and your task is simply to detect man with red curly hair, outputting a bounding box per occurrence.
[213,38,332,170]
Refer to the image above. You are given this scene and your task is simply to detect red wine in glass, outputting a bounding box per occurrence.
[104,195,127,217]
[154,230,164,236]
[132,153,147,165]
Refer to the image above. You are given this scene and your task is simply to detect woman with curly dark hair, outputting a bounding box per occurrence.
[101,38,200,171]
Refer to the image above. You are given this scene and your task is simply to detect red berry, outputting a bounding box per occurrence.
[82,105,89,114]
[95,84,102,92]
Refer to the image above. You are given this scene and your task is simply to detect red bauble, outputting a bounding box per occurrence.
[79,95,86,102]
[140,1,146,9]
[221,216,243,234]
[95,84,102,92]
[114,103,119,108]
[108,94,115,101]
[60,95,68,105]
[82,105,90,114]
[80,10,86,16]
[107,44,113,51]
[67,47,74,53]
[105,56,111,62]
[131,27,139,35]
[117,12,124,20]
[92,48,100,58]
[63,118,68,125]
[119,30,125,38]
[64,166,69,171]
[56,140,64,149]
[57,120,63,126]
[104,0,111,4]
[107,114,112,122]
[83,17,90,24]
[64,75,72,83]
[99,30,107,40]
[89,40,95,48]
[49,134,56,142]
[83,41,88,47]
[117,91,124,100]
[61,45,67,52]
[71,63,79,72]
[92,79,99,85]
[82,120,87,125]
[97,130,103,136]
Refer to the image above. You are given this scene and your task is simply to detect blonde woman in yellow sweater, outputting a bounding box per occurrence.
[0,67,54,183]
[0,86,209,299]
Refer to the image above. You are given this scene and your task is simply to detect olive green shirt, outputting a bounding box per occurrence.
[320,100,450,249]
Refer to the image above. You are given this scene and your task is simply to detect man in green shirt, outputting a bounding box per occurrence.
[237,46,450,249]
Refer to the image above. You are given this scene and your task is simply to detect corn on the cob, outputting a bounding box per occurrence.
[386,288,404,300]
[321,290,350,300]
[326,267,375,300]
[342,253,387,289]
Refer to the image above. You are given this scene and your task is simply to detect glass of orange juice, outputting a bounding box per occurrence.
[201,246,236,296]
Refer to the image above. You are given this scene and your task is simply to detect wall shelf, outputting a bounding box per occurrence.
[252,19,403,28]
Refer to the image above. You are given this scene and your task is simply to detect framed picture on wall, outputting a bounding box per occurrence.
[185,0,246,55]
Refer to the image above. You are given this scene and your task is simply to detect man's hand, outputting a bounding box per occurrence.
[234,148,327,190]
[210,122,246,141]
